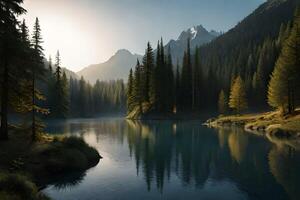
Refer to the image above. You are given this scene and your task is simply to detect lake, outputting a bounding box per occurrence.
[43,118,300,200]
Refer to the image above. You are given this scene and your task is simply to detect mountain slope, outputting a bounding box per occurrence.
[77,49,142,83]
[77,25,218,83]
[165,25,220,64]
[197,0,299,108]
[44,60,79,79]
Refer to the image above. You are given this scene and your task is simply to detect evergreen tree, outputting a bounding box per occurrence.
[165,45,174,112]
[0,0,26,140]
[133,60,143,113]
[193,47,202,110]
[127,68,134,112]
[61,71,69,117]
[174,62,180,112]
[268,8,300,114]
[229,76,248,114]
[180,38,193,110]
[142,42,154,103]
[53,50,68,118]
[218,90,228,114]
[31,17,47,140]
[48,55,53,73]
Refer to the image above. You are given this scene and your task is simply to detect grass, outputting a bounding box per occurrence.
[0,130,101,199]
[0,173,50,200]
[29,136,101,175]
[207,109,300,138]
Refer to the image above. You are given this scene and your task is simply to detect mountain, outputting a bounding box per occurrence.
[197,0,299,108]
[77,49,142,84]
[165,25,221,64]
[44,59,79,80]
[77,25,218,83]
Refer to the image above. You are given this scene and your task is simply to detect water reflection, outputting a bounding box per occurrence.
[45,118,300,200]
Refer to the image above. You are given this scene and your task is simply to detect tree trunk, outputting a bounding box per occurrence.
[0,59,9,140]
[287,80,292,114]
[32,72,36,141]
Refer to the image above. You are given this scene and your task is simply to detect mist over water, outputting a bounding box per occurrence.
[44,118,300,200]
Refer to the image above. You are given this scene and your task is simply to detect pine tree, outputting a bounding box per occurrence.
[61,71,69,117]
[229,76,248,114]
[0,0,26,140]
[54,50,61,81]
[142,42,154,103]
[180,38,193,110]
[31,17,47,140]
[218,90,228,114]
[175,62,180,112]
[268,8,300,114]
[133,60,143,113]
[127,68,134,112]
[193,47,202,110]
[48,55,53,73]
[166,45,174,112]
[53,51,68,118]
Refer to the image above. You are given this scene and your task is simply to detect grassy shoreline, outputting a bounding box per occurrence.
[205,110,300,142]
[0,131,101,199]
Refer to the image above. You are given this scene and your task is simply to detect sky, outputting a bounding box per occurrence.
[23,0,265,72]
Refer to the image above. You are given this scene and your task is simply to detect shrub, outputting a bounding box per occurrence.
[0,173,50,200]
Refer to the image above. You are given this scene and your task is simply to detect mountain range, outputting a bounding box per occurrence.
[77,49,142,84]
[76,25,220,83]
[163,25,221,64]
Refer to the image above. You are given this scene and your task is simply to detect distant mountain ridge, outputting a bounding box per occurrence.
[77,49,142,84]
[164,25,221,64]
[77,25,220,83]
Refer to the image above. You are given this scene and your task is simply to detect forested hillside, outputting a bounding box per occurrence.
[127,0,300,118]
[198,0,299,110]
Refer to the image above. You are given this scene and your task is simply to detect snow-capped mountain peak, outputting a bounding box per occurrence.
[190,26,198,40]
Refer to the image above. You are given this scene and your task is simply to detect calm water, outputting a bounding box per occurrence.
[43,118,300,200]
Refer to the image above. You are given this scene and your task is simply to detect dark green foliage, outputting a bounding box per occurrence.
[0,173,50,200]
[68,76,126,117]
[218,90,228,114]
[127,39,177,116]
[30,136,100,174]
[196,0,298,112]
[51,51,69,118]
[142,42,154,103]
[268,7,300,114]
[30,17,47,140]
[0,0,27,140]
[179,38,193,111]
[133,60,143,113]
[127,69,134,112]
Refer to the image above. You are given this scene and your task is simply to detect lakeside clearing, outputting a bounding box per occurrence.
[205,110,300,147]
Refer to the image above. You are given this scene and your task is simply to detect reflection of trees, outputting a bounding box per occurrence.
[125,120,296,199]
[269,145,300,200]
[228,128,248,163]
[48,119,300,199]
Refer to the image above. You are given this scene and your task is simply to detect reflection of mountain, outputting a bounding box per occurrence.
[269,146,300,200]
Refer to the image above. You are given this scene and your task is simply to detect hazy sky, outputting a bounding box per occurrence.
[23,0,265,72]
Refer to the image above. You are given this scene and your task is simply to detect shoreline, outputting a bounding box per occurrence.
[204,110,300,143]
[0,131,101,199]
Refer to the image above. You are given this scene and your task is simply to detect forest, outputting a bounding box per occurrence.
[126,0,300,118]
[0,2,126,140]
[1,0,300,200]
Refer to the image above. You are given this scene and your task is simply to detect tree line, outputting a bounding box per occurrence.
[127,4,300,116]
[0,0,126,141]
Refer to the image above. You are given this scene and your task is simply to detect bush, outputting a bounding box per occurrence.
[0,173,50,200]
[31,136,101,175]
